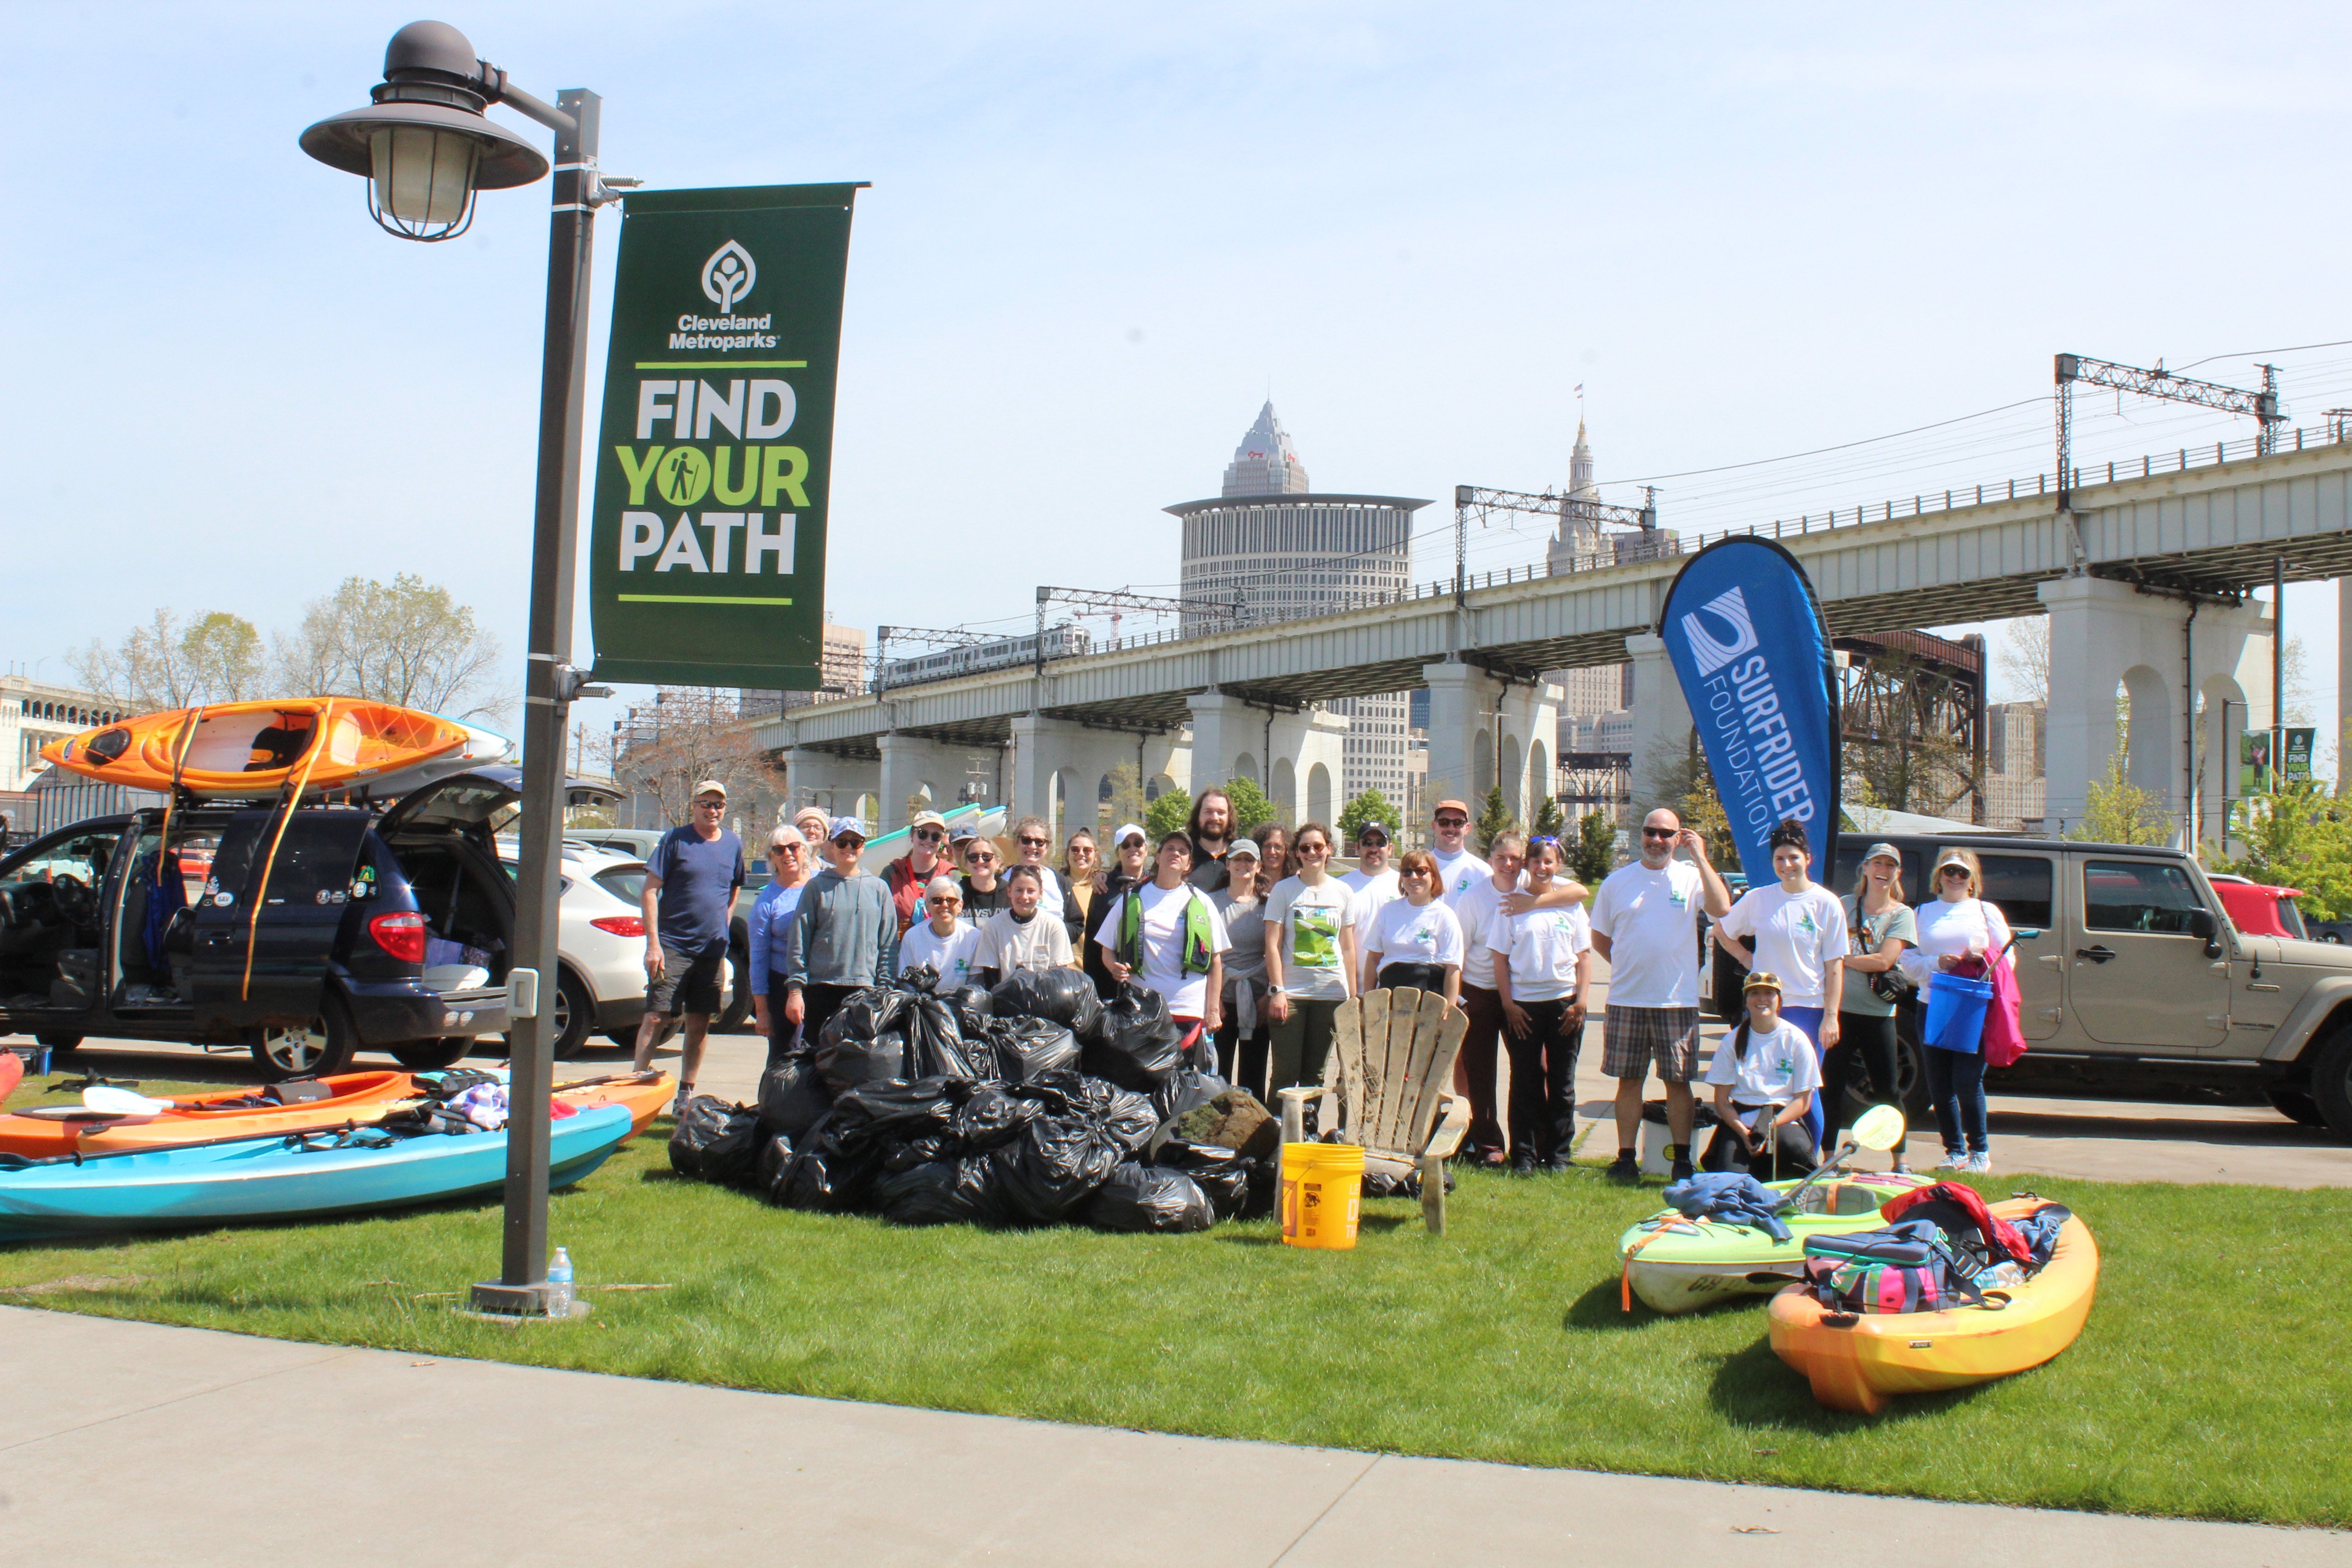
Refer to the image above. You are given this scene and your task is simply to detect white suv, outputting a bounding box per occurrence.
[497,839,657,1058]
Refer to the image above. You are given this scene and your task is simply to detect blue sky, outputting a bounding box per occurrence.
[7,3,2349,745]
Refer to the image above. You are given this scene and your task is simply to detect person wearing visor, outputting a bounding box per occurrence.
[1085,822,1152,998]
[1899,848,2014,1174]
[883,809,953,938]
[899,873,985,990]
[632,779,744,1110]
[748,823,813,1068]
[783,817,899,1046]
[1700,970,1821,1179]
[1832,841,1917,1165]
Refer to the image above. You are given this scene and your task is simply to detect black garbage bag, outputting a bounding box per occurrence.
[1082,1162,1216,1233]
[903,990,992,1080]
[756,1132,797,1201]
[986,1112,1121,1224]
[991,966,1107,1044]
[878,1158,1011,1227]
[1149,1139,1265,1220]
[778,1117,877,1213]
[988,1015,1082,1083]
[1150,1066,1229,1125]
[817,985,910,1050]
[1086,982,1186,1090]
[951,985,995,1034]
[668,1096,762,1187]
[951,1083,1038,1151]
[817,1029,912,1093]
[757,1051,833,1141]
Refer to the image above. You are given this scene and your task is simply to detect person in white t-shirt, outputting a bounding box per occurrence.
[1700,970,1822,1179]
[1488,835,1592,1173]
[1095,831,1230,1034]
[1709,818,1848,1151]
[1339,821,1400,981]
[897,876,985,991]
[1590,806,1732,1184]
[1450,831,1524,1165]
[1262,821,1353,1095]
[975,862,1076,987]
[1359,849,1465,1005]
[1427,798,1491,906]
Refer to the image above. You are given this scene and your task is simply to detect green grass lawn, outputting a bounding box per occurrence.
[4,1072,2347,1527]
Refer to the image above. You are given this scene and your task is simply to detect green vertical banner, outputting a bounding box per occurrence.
[2285,726,2316,782]
[589,183,863,687]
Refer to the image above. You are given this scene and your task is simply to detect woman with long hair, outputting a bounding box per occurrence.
[1061,828,1101,948]
[1084,822,1152,998]
[1828,842,1916,1164]
[1263,821,1353,1093]
[1209,838,1271,1095]
[1360,848,1464,1006]
[1708,818,1848,1148]
[1900,848,2014,1173]
[1255,824,1293,886]
[1487,835,1592,1172]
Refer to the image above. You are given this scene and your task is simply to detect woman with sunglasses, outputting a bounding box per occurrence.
[1487,835,1592,1172]
[1899,848,2014,1174]
[1085,823,1153,998]
[1062,829,1101,948]
[749,824,814,1068]
[1010,816,1083,946]
[1264,821,1352,1094]
[881,809,954,938]
[1360,849,1464,1007]
[958,833,1011,921]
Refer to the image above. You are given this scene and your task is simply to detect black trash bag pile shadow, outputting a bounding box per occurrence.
[669,968,1279,1233]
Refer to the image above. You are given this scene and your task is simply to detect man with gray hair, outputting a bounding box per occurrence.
[633,779,745,1110]
[1588,807,1731,1182]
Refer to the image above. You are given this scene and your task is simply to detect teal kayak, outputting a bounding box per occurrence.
[0,1103,632,1243]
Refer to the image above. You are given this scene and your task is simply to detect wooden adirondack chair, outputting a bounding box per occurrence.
[1275,987,1470,1235]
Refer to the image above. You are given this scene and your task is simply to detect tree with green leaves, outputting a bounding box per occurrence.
[2215,781,2352,921]
[2066,755,2173,846]
[1473,785,1517,854]
[1338,789,1402,848]
[1571,809,1616,886]
[1145,786,1192,842]
[1220,776,1278,836]
[1101,763,1146,831]
[69,607,268,712]
[1529,792,1565,840]
[273,573,508,720]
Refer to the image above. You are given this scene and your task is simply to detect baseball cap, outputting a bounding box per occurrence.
[691,778,728,800]
[1432,798,1470,818]
[1934,848,1973,872]
[1742,970,1783,994]
[1227,838,1260,860]
[827,815,867,843]
[909,809,948,835]
[1357,821,1390,843]
[1111,822,1146,847]
[1863,841,1902,865]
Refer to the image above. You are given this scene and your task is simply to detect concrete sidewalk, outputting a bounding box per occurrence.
[0,1306,2338,1567]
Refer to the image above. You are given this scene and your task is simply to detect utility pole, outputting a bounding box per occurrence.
[2274,554,2287,799]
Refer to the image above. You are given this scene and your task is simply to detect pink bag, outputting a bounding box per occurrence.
[1954,944,2028,1068]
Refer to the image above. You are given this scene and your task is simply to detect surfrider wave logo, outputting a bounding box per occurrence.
[702,240,757,313]
[1680,585,1760,676]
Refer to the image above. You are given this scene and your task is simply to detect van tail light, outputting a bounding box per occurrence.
[590,915,646,938]
[369,911,429,964]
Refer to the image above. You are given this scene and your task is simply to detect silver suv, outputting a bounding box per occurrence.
[1702,833,2352,1139]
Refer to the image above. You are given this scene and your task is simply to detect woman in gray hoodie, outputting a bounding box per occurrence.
[783,817,901,1046]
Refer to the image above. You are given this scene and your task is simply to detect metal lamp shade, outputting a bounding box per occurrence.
[300,99,550,243]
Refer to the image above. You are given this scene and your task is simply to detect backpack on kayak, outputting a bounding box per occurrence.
[1878,1180,2034,1273]
[1802,1219,1991,1315]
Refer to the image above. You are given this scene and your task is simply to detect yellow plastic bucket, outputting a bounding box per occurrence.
[1279,1142,1365,1250]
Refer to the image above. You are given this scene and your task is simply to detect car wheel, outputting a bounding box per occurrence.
[604,1029,640,1051]
[34,1033,83,1055]
[251,1003,357,1081]
[549,968,596,1060]
[2306,1031,2352,1141]
[2264,1083,2327,1127]
[388,1038,474,1071]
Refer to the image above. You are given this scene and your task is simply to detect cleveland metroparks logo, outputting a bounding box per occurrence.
[701,240,756,313]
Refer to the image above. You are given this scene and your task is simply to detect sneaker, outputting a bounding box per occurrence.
[1606,1153,1641,1184]
[1964,1152,1993,1175]
[1508,1154,1538,1176]
[670,1086,695,1117]
[1932,1150,1966,1172]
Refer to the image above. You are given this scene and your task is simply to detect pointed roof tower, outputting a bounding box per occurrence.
[1568,417,1597,501]
[1221,401,1311,497]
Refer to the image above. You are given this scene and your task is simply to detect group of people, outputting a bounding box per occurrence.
[619,777,2016,1177]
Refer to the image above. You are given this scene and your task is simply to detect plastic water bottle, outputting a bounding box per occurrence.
[546,1247,574,1316]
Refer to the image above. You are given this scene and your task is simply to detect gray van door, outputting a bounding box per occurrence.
[2071,857,2229,1049]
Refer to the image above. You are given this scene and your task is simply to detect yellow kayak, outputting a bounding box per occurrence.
[1766,1198,2097,1414]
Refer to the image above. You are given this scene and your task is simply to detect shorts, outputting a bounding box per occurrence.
[1601,1004,1700,1081]
[646,943,727,1017]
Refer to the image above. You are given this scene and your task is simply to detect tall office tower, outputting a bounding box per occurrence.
[1170,403,1430,807]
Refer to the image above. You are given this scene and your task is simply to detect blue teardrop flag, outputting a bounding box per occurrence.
[1657,537,1841,878]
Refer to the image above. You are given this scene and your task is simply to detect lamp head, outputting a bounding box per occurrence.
[299,21,550,241]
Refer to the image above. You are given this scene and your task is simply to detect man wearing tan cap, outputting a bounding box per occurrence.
[633,779,746,1111]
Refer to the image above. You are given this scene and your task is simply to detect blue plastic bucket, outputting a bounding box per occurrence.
[1923,971,1994,1054]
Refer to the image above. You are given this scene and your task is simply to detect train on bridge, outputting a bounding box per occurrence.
[878,624,1093,689]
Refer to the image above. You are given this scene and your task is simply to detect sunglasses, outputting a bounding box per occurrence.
[1940,865,1970,878]
[1016,835,1049,848]
[1641,827,1676,839]
[966,849,998,863]
[913,828,945,843]
[770,843,805,855]
[1298,842,1330,855]
[1434,817,1468,829]
[1399,868,1431,880]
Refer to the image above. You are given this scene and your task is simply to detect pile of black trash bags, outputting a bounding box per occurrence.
[669,966,1281,1234]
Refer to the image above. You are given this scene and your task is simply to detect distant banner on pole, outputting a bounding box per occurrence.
[589,183,864,689]
[1657,538,1841,878]
[2285,726,2315,783]
[2240,731,2274,795]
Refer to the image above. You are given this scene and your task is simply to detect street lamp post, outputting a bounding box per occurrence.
[303,21,625,1315]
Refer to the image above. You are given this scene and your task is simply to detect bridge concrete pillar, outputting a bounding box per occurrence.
[2039,576,2270,843]
[1267,708,1350,826]
[1186,691,1259,797]
[1624,633,1694,811]
[877,732,969,834]
[785,747,881,829]
[1011,715,1093,841]
[1421,662,1504,815]
[1501,678,1563,827]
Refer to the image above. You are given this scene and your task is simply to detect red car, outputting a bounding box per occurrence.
[2207,873,2309,940]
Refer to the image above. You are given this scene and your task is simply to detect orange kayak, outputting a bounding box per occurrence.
[2,1071,419,1158]
[1767,1199,2097,1414]
[556,1073,674,1139]
[42,698,478,798]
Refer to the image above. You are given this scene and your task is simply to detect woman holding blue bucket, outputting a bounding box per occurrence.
[1901,848,2014,1174]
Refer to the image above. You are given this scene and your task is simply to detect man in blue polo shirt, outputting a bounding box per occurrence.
[631,778,745,1111]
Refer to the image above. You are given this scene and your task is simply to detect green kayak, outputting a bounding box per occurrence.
[1616,1171,1933,1315]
